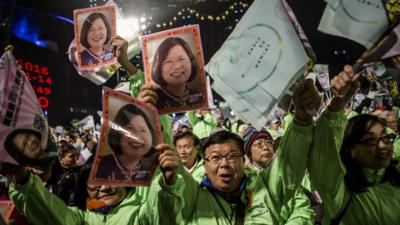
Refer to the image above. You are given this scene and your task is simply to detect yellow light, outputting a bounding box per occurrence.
[216,16,220,21]
[169,21,173,26]
[156,24,161,28]
[200,16,204,20]
[225,11,229,15]
[208,15,214,21]
[178,11,182,15]
[173,16,177,21]
[196,13,200,17]
[222,15,226,20]
[162,22,166,27]
[230,5,234,10]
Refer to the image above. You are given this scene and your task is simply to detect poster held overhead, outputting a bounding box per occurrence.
[140,25,208,114]
[89,88,162,186]
[74,5,117,71]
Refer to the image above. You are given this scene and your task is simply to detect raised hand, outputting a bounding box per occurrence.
[329,65,360,112]
[111,36,137,76]
[138,84,158,106]
[293,79,322,126]
[157,144,181,185]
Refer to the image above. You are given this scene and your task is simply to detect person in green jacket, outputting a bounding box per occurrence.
[242,126,315,225]
[3,158,154,225]
[187,109,217,139]
[173,131,205,182]
[309,65,400,225]
[153,79,322,225]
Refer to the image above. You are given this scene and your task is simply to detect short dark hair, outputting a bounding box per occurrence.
[108,104,157,155]
[4,128,42,165]
[80,12,112,49]
[173,131,200,146]
[151,37,198,87]
[58,142,78,158]
[200,130,244,156]
[340,114,400,192]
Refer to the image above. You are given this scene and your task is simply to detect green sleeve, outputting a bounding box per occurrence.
[160,115,173,146]
[262,122,313,208]
[148,165,199,224]
[129,69,145,98]
[308,110,350,218]
[283,188,315,225]
[187,111,199,127]
[8,174,85,225]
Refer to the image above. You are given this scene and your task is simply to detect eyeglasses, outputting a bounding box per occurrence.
[176,145,193,150]
[253,140,274,149]
[204,152,243,164]
[358,134,396,147]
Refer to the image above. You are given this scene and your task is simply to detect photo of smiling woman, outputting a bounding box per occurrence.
[151,36,205,111]
[74,5,116,70]
[141,26,208,114]
[94,103,159,185]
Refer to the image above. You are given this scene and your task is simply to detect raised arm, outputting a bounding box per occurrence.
[309,65,360,218]
[6,169,84,225]
[263,79,321,207]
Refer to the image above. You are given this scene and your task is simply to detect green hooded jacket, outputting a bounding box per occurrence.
[149,122,314,225]
[8,174,155,225]
[309,110,400,225]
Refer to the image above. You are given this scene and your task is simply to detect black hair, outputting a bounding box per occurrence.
[73,156,93,210]
[200,130,244,156]
[80,12,112,49]
[173,131,200,146]
[340,114,400,193]
[108,104,157,155]
[4,128,42,165]
[58,142,78,158]
[151,37,198,87]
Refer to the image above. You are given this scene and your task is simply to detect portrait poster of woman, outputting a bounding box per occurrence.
[74,5,117,70]
[140,25,208,114]
[89,87,162,186]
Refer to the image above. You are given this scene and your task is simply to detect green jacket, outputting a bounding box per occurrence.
[245,163,315,225]
[189,157,206,183]
[8,174,154,225]
[129,69,172,145]
[309,110,400,225]
[188,111,217,139]
[151,122,313,225]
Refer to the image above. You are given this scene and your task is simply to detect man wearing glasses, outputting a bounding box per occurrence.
[155,79,321,225]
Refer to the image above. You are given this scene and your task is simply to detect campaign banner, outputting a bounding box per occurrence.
[318,0,389,48]
[89,87,162,186]
[0,50,54,166]
[205,0,308,129]
[140,25,208,114]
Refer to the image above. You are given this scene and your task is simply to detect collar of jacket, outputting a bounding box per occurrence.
[200,175,249,206]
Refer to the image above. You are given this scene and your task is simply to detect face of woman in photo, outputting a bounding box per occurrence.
[87,18,107,49]
[161,44,192,87]
[120,115,153,159]
[12,133,42,159]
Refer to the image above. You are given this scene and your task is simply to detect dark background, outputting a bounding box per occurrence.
[0,0,366,126]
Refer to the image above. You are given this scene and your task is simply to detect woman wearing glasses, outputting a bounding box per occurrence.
[309,65,400,225]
